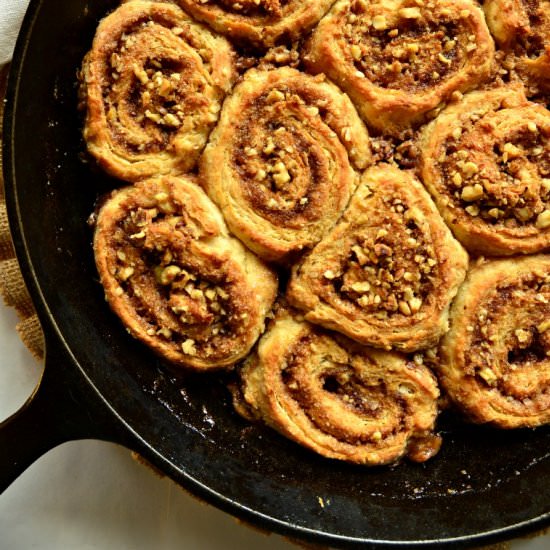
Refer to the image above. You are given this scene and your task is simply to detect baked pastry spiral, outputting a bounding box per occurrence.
[484,0,550,94]
[200,67,371,263]
[81,1,236,182]
[287,164,468,352]
[419,87,550,256]
[175,0,335,47]
[438,255,550,428]
[93,175,278,370]
[303,0,495,134]
[236,311,441,465]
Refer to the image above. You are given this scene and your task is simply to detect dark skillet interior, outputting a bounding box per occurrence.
[5,0,550,546]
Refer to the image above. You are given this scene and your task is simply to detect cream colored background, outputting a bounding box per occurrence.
[0,0,29,65]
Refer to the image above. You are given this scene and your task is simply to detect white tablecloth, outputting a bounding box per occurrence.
[0,0,30,65]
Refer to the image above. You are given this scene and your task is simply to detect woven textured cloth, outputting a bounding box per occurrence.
[0,63,44,359]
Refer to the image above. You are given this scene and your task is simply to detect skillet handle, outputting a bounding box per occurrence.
[0,334,133,493]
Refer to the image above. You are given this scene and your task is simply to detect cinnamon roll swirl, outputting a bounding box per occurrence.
[93,175,278,370]
[287,164,468,352]
[81,1,236,182]
[419,87,550,256]
[303,0,495,135]
[175,0,335,47]
[484,0,550,94]
[200,67,371,263]
[438,255,550,428]
[236,311,441,465]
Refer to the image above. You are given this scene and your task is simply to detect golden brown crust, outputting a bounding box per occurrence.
[438,255,550,428]
[287,164,468,351]
[237,311,441,465]
[93,175,277,370]
[175,0,335,47]
[522,48,550,96]
[200,67,371,263]
[484,0,550,95]
[419,86,550,256]
[81,1,237,182]
[304,0,495,135]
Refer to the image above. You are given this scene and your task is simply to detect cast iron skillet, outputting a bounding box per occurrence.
[1,0,550,547]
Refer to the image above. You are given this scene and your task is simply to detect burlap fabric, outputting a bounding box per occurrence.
[0,63,44,360]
